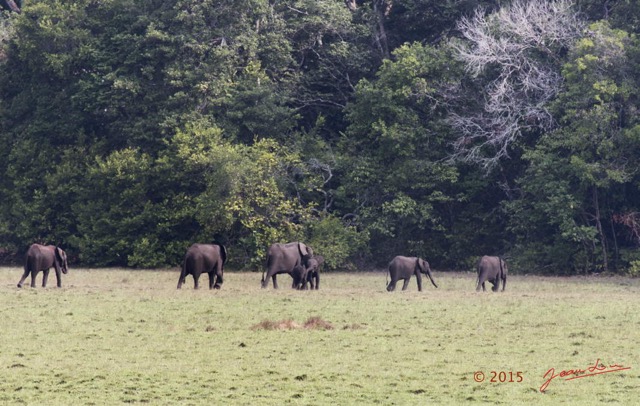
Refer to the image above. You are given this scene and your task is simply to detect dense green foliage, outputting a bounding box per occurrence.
[2,0,640,273]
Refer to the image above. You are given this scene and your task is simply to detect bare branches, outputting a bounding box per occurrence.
[450,0,585,170]
[613,212,640,246]
[308,157,335,213]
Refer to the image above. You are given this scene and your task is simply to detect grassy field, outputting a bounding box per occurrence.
[0,267,638,405]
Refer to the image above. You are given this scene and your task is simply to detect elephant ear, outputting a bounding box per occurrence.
[416,258,430,273]
[55,247,65,263]
[298,243,311,258]
[499,257,507,275]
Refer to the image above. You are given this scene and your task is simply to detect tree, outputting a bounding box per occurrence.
[340,42,475,265]
[450,0,584,170]
[506,22,640,273]
[575,0,640,33]
[385,0,503,47]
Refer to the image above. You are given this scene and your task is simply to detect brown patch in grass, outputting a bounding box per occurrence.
[251,317,333,331]
[303,316,334,330]
[251,319,300,330]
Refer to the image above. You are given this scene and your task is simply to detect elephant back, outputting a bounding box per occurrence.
[267,242,312,269]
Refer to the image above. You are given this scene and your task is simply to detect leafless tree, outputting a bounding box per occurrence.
[308,157,335,213]
[613,212,640,246]
[0,9,16,62]
[450,0,585,170]
[3,0,20,13]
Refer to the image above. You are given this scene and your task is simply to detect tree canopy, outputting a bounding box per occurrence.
[2,0,640,275]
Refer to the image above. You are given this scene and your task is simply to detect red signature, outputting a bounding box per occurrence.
[540,358,631,392]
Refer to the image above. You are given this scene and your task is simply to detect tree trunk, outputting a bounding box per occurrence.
[373,0,391,59]
[593,187,608,273]
[344,0,357,12]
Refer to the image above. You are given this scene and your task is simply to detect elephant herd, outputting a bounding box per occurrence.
[15,243,508,292]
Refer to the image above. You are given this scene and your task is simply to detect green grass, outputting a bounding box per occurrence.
[1,268,638,405]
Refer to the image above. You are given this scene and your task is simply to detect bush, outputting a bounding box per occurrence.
[306,215,369,271]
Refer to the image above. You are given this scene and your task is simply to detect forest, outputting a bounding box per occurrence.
[1,0,640,275]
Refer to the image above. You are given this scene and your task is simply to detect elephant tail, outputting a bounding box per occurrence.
[215,242,227,268]
[262,254,272,283]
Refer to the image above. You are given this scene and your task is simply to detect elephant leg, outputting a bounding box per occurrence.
[55,269,62,288]
[302,272,309,289]
[492,277,500,292]
[262,270,277,288]
[415,272,423,291]
[17,269,30,288]
[177,271,186,289]
[401,278,411,291]
[42,269,50,287]
[214,262,223,289]
[304,272,311,289]
[31,269,49,288]
[386,279,397,291]
[314,273,319,290]
[193,273,200,289]
[209,272,215,289]
[502,277,507,292]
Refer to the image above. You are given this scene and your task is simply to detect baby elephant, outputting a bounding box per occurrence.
[292,255,323,290]
[301,255,323,290]
[386,256,438,292]
[476,255,507,292]
[291,265,304,289]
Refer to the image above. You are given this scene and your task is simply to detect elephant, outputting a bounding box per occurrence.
[290,264,307,289]
[17,244,69,288]
[476,255,507,292]
[299,255,323,290]
[262,242,313,289]
[386,256,438,292]
[177,243,227,289]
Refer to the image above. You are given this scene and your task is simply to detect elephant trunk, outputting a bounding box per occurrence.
[427,270,438,288]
